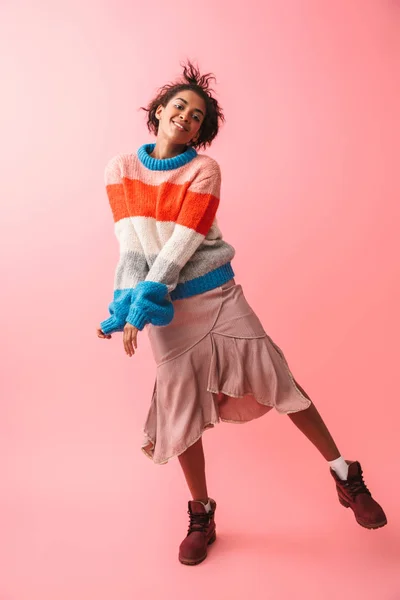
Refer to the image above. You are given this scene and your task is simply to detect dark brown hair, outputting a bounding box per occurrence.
[142,61,225,150]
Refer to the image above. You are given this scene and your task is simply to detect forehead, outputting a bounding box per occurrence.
[170,90,206,113]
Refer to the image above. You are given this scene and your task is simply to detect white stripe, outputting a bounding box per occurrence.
[147,223,205,276]
[130,217,173,255]
[114,219,143,253]
[115,216,220,256]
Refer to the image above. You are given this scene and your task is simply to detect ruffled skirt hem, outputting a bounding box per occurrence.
[142,324,311,465]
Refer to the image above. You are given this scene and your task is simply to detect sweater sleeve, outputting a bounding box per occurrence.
[126,161,221,331]
[100,155,149,335]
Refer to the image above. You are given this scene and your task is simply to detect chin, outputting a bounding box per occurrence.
[166,125,189,144]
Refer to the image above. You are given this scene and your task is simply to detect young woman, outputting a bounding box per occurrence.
[97,62,387,566]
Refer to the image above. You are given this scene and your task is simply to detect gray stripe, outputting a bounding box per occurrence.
[146,241,236,289]
[180,240,236,282]
[115,241,236,291]
[114,251,149,289]
[146,256,182,291]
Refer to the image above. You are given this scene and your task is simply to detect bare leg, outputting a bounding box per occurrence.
[178,437,209,503]
[288,380,341,461]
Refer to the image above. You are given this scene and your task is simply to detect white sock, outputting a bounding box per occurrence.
[329,456,349,481]
[200,499,212,513]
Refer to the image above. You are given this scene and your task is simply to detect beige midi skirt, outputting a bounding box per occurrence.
[141,279,311,464]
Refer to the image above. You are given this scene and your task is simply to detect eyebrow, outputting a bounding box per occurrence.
[176,97,205,116]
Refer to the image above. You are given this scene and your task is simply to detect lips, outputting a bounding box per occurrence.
[172,120,188,132]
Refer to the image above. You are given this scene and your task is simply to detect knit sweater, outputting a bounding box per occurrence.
[100,143,236,334]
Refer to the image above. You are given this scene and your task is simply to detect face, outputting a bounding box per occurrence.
[156,90,206,146]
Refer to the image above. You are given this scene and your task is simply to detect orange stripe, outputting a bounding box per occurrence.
[123,179,191,221]
[178,191,219,235]
[106,184,128,222]
[108,179,218,234]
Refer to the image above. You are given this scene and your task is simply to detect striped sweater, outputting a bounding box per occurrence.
[100,143,236,334]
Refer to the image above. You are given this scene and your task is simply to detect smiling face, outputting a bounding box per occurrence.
[155,89,206,147]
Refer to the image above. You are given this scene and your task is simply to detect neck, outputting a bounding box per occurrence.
[151,134,188,160]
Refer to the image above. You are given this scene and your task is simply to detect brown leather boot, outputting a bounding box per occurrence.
[179,499,217,566]
[331,461,387,529]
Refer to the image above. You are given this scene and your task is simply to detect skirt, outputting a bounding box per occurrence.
[142,279,311,464]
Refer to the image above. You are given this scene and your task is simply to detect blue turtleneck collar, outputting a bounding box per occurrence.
[137,143,197,171]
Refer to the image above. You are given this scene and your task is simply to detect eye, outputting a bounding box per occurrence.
[193,114,201,122]
[174,103,183,110]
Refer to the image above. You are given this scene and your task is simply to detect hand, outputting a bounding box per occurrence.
[123,323,139,357]
[97,328,112,339]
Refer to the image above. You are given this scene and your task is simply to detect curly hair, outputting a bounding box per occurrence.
[142,61,225,150]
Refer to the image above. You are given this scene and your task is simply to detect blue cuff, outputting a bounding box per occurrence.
[126,281,174,329]
[101,288,133,334]
[125,309,149,331]
[100,316,125,335]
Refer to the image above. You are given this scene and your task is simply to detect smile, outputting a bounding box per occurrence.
[172,121,188,132]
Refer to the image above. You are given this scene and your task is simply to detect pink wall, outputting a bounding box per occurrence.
[1,0,399,598]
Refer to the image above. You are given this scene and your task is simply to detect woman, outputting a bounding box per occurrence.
[97,62,387,566]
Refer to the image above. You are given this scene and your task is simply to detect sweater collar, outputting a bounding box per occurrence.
[137,143,197,171]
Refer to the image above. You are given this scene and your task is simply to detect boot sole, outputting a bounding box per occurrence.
[339,497,388,529]
[179,532,217,566]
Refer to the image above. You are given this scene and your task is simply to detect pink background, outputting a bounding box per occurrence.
[1,0,399,598]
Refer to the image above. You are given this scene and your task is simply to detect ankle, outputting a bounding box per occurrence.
[329,456,349,480]
[193,497,212,513]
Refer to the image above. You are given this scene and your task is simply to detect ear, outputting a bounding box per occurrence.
[155,104,163,121]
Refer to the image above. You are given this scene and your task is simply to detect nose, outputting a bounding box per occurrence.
[179,111,190,122]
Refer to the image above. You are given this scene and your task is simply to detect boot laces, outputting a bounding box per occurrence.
[343,468,371,498]
[187,510,211,534]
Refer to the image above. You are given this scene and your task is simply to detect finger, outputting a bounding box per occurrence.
[97,329,111,339]
[128,332,135,356]
[124,331,134,357]
[123,331,129,356]
[130,331,137,356]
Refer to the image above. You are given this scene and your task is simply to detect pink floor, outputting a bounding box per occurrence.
[1,412,398,600]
